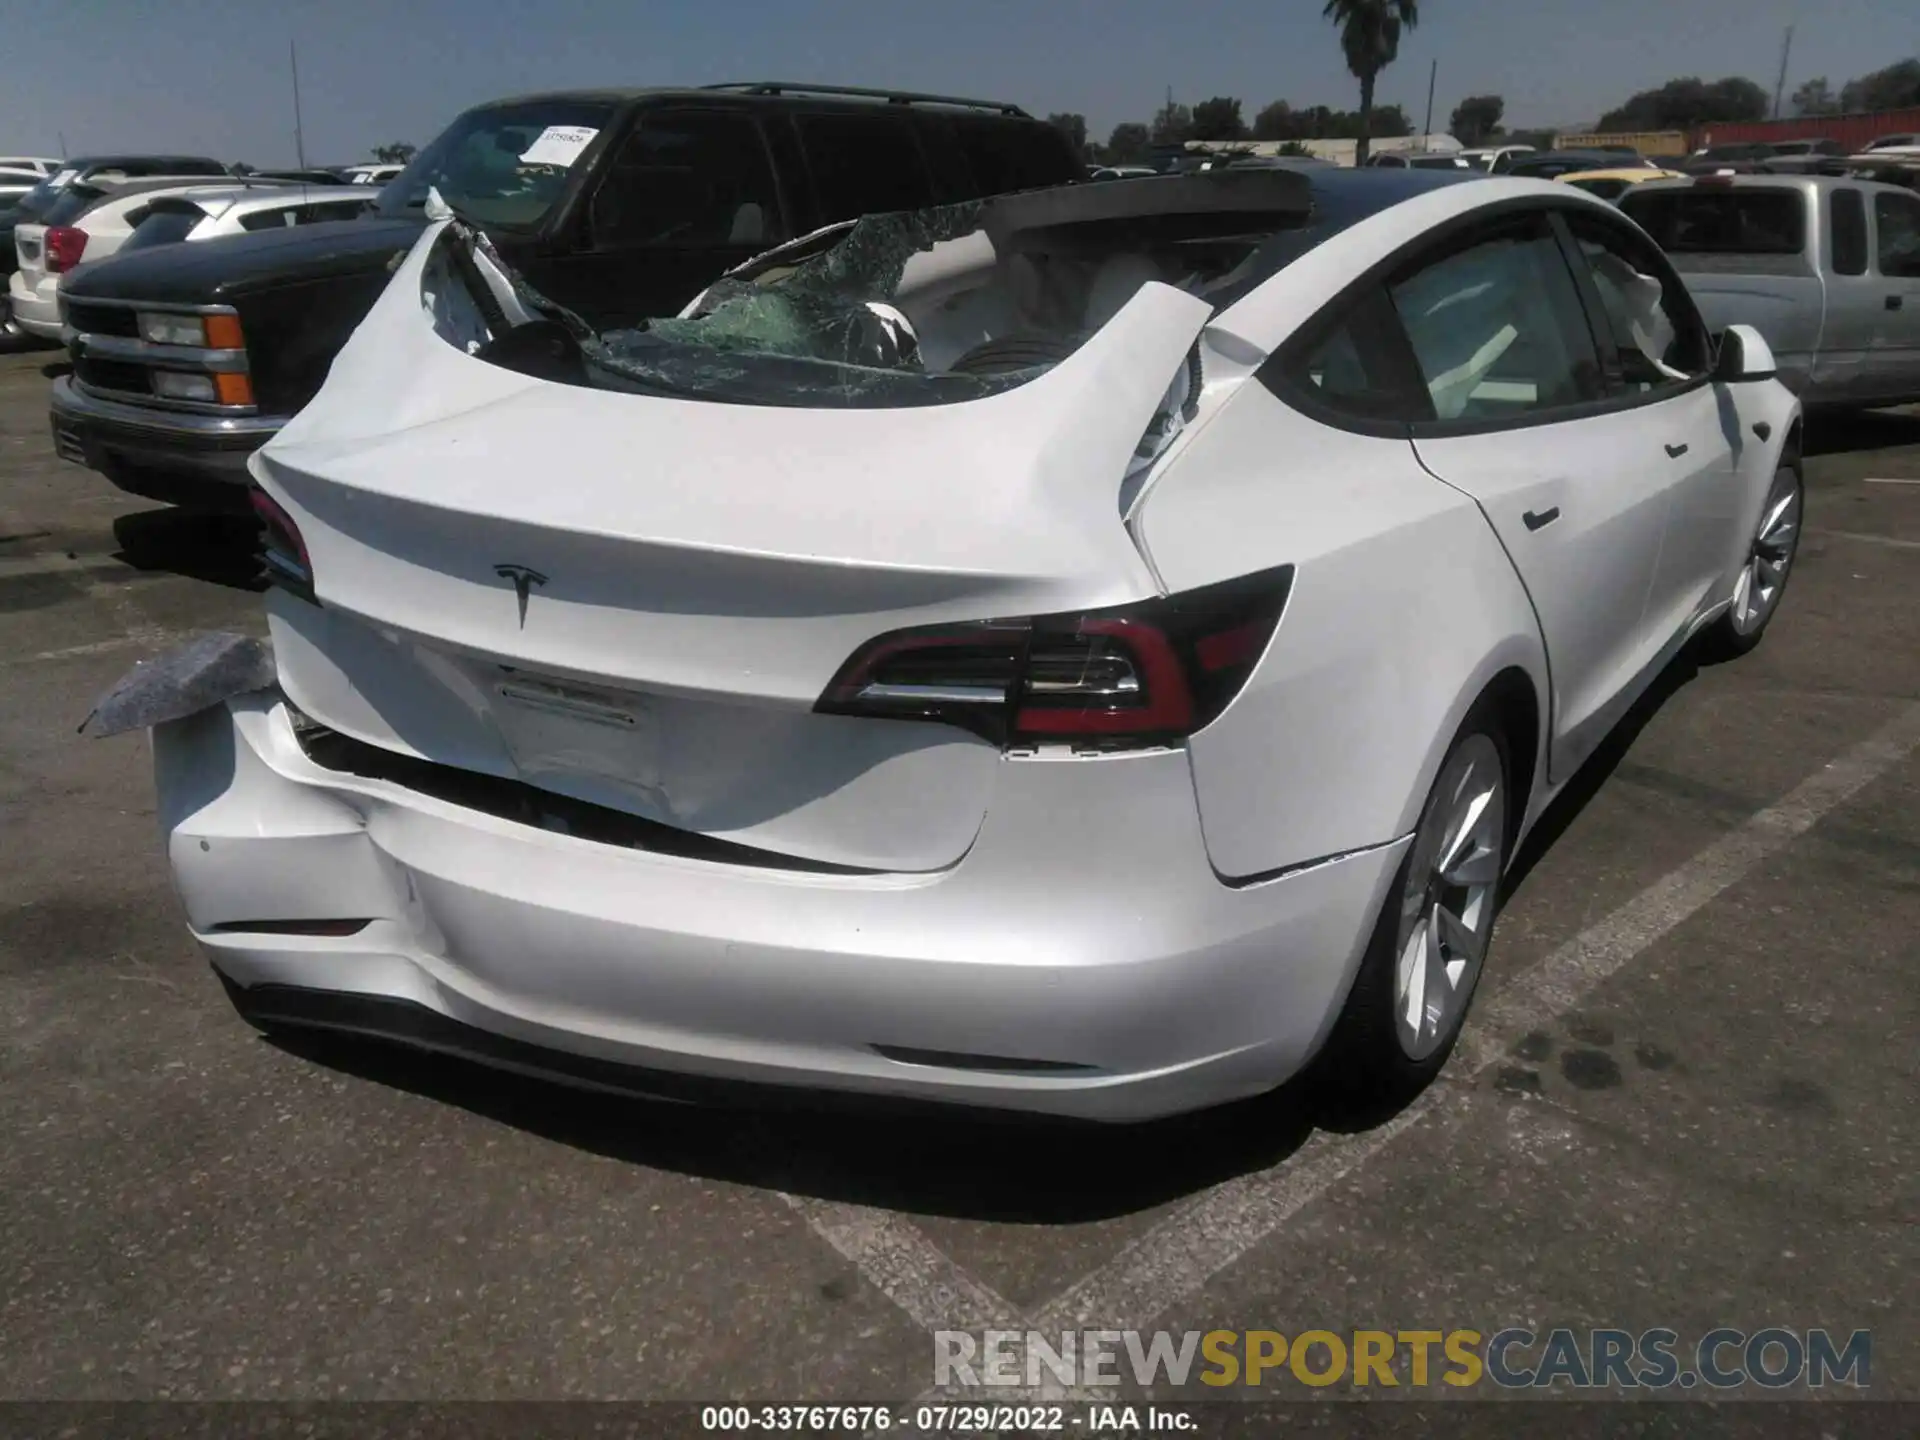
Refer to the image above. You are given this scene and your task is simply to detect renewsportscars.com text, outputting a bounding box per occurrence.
[933,1327,1871,1390]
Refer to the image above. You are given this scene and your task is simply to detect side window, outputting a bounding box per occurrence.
[1386,218,1607,423]
[1563,210,1714,392]
[1267,285,1434,425]
[950,119,1075,198]
[1875,191,1920,278]
[239,207,298,231]
[589,109,783,251]
[797,113,936,223]
[1831,189,1869,277]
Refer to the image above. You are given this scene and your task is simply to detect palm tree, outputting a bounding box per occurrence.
[1322,0,1419,166]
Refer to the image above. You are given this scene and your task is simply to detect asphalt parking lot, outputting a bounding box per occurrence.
[1,343,1916,1410]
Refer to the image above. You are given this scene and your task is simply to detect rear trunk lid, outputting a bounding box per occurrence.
[255,220,1213,872]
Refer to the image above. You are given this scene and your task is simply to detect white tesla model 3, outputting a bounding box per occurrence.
[103,168,1802,1121]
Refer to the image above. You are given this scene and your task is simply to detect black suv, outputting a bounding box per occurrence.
[51,83,1081,509]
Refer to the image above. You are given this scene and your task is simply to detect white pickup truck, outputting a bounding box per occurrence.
[1620,174,1920,410]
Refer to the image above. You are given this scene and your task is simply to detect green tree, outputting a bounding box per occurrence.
[1046,113,1089,160]
[1789,77,1839,117]
[372,141,416,165]
[1322,0,1420,164]
[1839,58,1920,114]
[1597,76,1767,132]
[1191,96,1249,141]
[1449,94,1505,146]
[1252,100,1308,140]
[1150,100,1193,146]
[1105,122,1151,163]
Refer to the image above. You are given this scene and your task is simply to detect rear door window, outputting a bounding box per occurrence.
[796,112,936,223]
[1874,190,1920,277]
[1619,188,1807,254]
[589,109,784,251]
[1830,189,1869,276]
[1386,216,1608,424]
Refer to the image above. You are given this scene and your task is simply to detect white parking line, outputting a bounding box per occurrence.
[1815,529,1920,552]
[1862,477,1920,486]
[1029,699,1920,1336]
[779,1195,1028,1334]
[7,632,184,666]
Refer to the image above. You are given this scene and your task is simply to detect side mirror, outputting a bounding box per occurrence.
[1713,323,1777,383]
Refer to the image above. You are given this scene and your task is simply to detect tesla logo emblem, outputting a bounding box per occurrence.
[493,563,547,626]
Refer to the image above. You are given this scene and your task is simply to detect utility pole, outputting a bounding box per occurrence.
[1423,59,1438,149]
[290,39,308,167]
[1772,25,1794,119]
[57,132,67,159]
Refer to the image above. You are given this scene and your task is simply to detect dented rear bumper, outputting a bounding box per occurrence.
[154,693,1406,1122]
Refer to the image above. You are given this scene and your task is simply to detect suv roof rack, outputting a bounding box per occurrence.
[703,82,1028,117]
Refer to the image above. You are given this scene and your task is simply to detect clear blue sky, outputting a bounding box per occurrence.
[5,0,1917,166]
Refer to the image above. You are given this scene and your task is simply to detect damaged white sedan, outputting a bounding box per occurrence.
[96,168,1803,1121]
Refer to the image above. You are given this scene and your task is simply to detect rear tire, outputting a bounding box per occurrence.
[1315,715,1512,1105]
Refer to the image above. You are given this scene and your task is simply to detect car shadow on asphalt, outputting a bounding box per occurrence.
[1804,407,1920,457]
[1501,643,1706,902]
[110,507,264,592]
[262,1021,1359,1222]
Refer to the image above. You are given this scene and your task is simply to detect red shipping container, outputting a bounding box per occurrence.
[1696,107,1920,152]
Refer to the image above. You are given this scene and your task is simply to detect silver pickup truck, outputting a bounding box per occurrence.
[1619,174,1920,410]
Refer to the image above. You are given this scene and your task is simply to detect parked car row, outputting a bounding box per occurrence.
[1,153,416,340]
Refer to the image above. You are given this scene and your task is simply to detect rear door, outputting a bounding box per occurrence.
[534,106,790,328]
[1392,211,1680,781]
[1867,187,1920,401]
[1815,186,1881,403]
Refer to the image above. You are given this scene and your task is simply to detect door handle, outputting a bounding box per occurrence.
[1889,295,1906,311]
[1665,442,1690,458]
[1522,507,1559,531]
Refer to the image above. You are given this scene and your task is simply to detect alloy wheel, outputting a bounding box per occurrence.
[1729,468,1802,636]
[1393,733,1506,1061]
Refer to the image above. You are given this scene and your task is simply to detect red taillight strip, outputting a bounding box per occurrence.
[249,485,317,604]
[816,566,1293,751]
[1013,618,1193,736]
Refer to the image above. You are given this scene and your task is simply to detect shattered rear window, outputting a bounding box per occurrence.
[472,176,1319,409]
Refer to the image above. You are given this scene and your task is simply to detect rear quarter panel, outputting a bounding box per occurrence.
[1136,380,1548,880]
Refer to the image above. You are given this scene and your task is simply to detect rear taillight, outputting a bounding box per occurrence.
[816,566,1292,749]
[44,226,88,273]
[250,486,316,604]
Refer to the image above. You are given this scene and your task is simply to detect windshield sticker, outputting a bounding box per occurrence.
[518,126,599,168]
